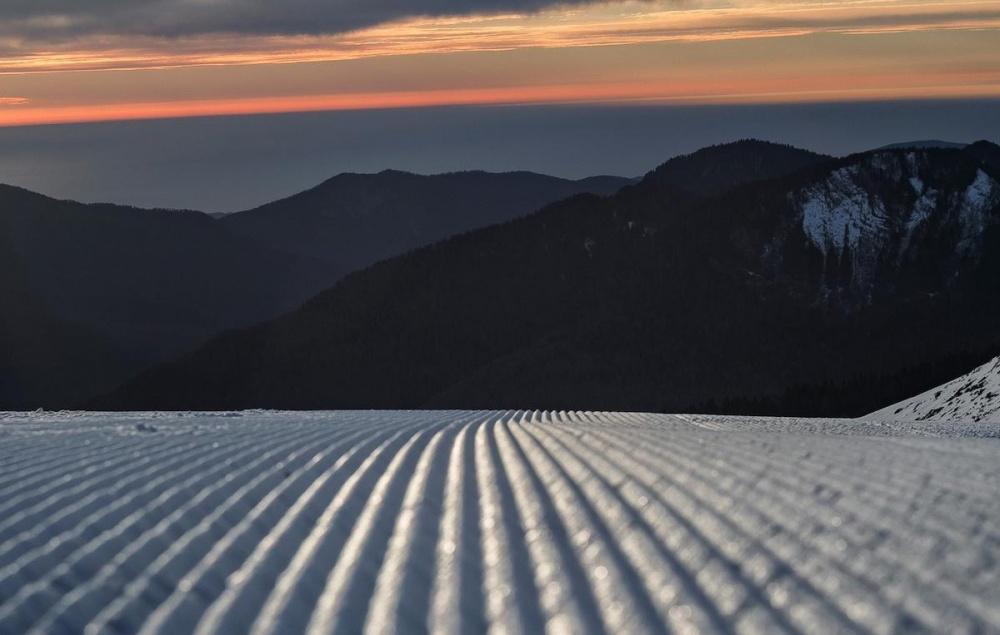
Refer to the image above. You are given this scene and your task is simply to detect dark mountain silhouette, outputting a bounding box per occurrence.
[0,171,631,408]
[0,184,328,407]
[0,227,129,408]
[644,139,829,195]
[220,170,631,278]
[94,140,1000,413]
[877,140,967,150]
[965,139,1000,170]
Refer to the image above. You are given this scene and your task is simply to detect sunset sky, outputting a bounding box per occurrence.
[3,0,1000,127]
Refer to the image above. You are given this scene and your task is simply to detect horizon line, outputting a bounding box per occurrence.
[3,85,1000,129]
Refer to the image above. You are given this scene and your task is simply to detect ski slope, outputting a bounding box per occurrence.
[0,410,998,634]
[870,356,1000,423]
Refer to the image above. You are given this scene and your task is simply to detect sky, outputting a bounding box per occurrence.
[0,0,998,210]
[2,0,1000,126]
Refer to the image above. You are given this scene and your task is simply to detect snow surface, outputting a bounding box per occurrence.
[869,356,1000,424]
[1,410,998,634]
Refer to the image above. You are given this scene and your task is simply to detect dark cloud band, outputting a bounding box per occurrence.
[1,1,609,39]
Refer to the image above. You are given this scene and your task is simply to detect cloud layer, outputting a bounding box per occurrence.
[3,0,999,74]
[2,0,997,128]
[1,0,609,39]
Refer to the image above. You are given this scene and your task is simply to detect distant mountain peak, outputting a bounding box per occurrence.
[644,139,831,196]
[963,139,1000,171]
[877,139,967,150]
[375,168,418,177]
[966,139,1000,151]
[219,168,632,279]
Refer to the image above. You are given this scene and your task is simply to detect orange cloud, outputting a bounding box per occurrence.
[2,0,1000,73]
[4,74,1000,128]
[0,97,29,106]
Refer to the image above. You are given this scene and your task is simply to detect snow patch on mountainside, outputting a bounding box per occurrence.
[869,355,1000,423]
[794,153,999,290]
[900,184,937,255]
[965,169,995,210]
[958,169,996,254]
[800,164,890,257]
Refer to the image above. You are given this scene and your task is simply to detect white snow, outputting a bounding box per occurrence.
[958,169,997,255]
[900,186,937,256]
[965,169,996,211]
[1,410,998,633]
[800,164,889,257]
[869,356,1000,424]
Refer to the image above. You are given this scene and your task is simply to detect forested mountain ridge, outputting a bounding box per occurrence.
[0,170,629,408]
[94,140,1000,412]
[220,170,633,280]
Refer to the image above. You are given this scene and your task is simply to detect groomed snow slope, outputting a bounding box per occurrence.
[870,356,1000,423]
[1,410,998,634]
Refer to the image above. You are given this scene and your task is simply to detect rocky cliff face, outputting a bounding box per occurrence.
[762,146,1000,305]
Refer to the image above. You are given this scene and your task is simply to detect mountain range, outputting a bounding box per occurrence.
[221,170,631,279]
[90,139,1000,413]
[0,172,628,408]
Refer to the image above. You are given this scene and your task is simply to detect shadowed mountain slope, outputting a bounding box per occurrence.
[95,141,1000,412]
[0,185,327,406]
[0,171,632,407]
[221,170,632,279]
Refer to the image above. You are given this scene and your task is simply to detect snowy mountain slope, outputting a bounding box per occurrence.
[869,356,1000,423]
[1,410,998,633]
[778,149,1000,296]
